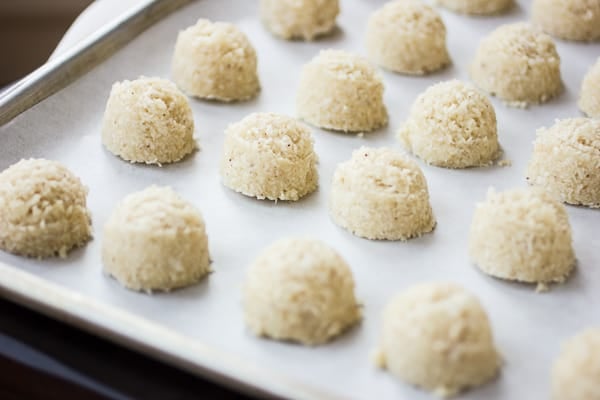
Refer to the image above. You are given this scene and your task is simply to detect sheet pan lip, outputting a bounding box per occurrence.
[0,261,340,400]
[0,1,357,397]
[0,0,191,127]
[0,0,338,395]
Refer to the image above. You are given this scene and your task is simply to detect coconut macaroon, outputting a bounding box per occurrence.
[469,188,575,289]
[259,0,339,40]
[366,0,450,75]
[373,283,500,397]
[579,58,600,118]
[551,328,600,400]
[526,118,600,208]
[296,50,388,132]
[101,77,196,165]
[329,147,436,240]
[102,186,211,292]
[220,112,318,201]
[434,0,512,14]
[0,159,92,258]
[470,23,562,107]
[171,19,260,102]
[243,238,361,345]
[532,0,600,41]
[398,80,500,168]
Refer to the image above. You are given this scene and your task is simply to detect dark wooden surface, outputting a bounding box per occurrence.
[0,297,258,399]
[0,0,94,85]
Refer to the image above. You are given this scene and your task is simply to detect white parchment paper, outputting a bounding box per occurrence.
[1,0,599,398]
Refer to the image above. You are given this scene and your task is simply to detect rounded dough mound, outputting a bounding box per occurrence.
[526,118,600,208]
[259,0,339,40]
[101,77,196,165]
[296,50,388,132]
[552,328,600,400]
[470,23,562,107]
[374,283,500,397]
[469,188,575,286]
[532,0,600,41]
[171,19,260,101]
[0,159,92,258]
[579,58,600,117]
[220,112,318,201]
[398,80,500,168]
[102,186,211,292]
[435,0,512,15]
[365,0,450,75]
[243,238,361,345]
[329,147,436,240]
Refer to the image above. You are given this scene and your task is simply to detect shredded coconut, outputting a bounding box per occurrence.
[552,329,600,400]
[532,0,600,41]
[435,0,512,14]
[329,147,436,240]
[579,57,600,117]
[366,0,450,75]
[374,283,500,397]
[171,19,260,101]
[398,80,500,168]
[469,187,575,287]
[526,117,600,208]
[102,186,211,292]
[0,159,92,258]
[259,0,339,40]
[220,112,318,201]
[243,238,361,345]
[470,23,562,107]
[297,50,388,132]
[101,77,196,165]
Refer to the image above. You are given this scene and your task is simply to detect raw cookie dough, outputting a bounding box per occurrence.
[101,77,196,165]
[551,328,600,400]
[366,0,450,74]
[171,19,260,101]
[579,58,600,117]
[470,23,562,107]
[374,283,500,397]
[259,0,339,40]
[469,188,575,287]
[532,0,600,41]
[0,159,92,258]
[435,0,512,14]
[398,80,500,168]
[296,49,388,132]
[102,186,211,292]
[329,147,436,240]
[243,238,361,345]
[526,118,600,208]
[220,112,318,201]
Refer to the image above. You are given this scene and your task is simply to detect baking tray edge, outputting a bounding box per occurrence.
[0,0,188,126]
[0,1,336,397]
[0,261,336,400]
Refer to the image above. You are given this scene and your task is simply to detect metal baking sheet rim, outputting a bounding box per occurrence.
[1,1,599,399]
[0,262,333,400]
[0,0,190,126]
[0,1,327,398]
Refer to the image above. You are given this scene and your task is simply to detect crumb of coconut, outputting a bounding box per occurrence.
[357,132,365,138]
[371,348,386,368]
[498,159,512,167]
[504,99,528,108]
[536,282,549,293]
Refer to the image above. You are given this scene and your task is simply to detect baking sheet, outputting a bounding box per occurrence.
[0,0,599,398]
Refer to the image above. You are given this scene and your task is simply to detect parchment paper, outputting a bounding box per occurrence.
[1,0,599,398]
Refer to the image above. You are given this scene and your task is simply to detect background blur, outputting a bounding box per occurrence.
[0,0,93,86]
